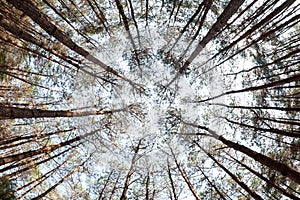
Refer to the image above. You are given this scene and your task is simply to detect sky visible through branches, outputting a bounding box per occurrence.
[0,0,300,199]
[73,27,222,169]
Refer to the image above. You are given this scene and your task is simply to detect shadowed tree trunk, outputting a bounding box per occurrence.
[7,0,138,87]
[0,104,128,119]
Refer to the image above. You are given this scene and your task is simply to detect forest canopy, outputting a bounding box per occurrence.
[0,0,300,199]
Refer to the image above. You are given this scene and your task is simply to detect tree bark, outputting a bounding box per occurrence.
[120,139,142,200]
[217,135,300,185]
[182,118,300,185]
[7,0,137,87]
[166,0,246,87]
[0,104,127,119]
[197,144,264,200]
[0,128,97,165]
[226,152,300,200]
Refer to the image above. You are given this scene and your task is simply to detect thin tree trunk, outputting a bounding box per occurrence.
[120,139,142,200]
[167,163,178,200]
[7,0,137,87]
[197,144,264,200]
[166,0,246,87]
[0,128,97,165]
[1,143,81,179]
[194,73,300,103]
[145,172,150,200]
[31,156,90,200]
[109,172,121,200]
[225,152,300,200]
[222,116,300,138]
[16,152,73,198]
[212,0,295,62]
[217,135,300,185]
[197,166,227,199]
[98,171,114,200]
[180,118,300,185]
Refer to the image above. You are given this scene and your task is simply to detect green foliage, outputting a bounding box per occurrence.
[0,179,16,200]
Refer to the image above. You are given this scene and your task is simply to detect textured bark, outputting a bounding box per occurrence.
[166,0,246,87]
[195,73,300,103]
[0,104,126,119]
[7,0,136,86]
[120,140,142,200]
[0,129,97,166]
[226,153,300,200]
[197,144,264,200]
[218,135,300,184]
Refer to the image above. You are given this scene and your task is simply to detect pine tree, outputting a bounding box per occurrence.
[0,0,299,199]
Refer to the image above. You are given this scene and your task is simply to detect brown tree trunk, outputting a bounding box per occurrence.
[226,152,300,200]
[0,104,127,119]
[120,139,142,200]
[217,135,300,185]
[167,163,178,200]
[222,116,300,138]
[0,128,97,165]
[1,143,81,179]
[182,118,300,185]
[31,156,90,200]
[197,166,226,199]
[196,73,300,103]
[171,150,201,200]
[212,0,295,62]
[7,0,137,87]
[166,0,246,87]
[98,171,113,200]
[197,144,264,200]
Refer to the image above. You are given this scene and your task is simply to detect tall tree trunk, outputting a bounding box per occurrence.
[171,148,201,200]
[197,144,264,200]
[0,104,127,119]
[166,0,246,87]
[167,163,178,200]
[7,0,137,87]
[120,139,142,200]
[225,152,300,200]
[217,135,300,185]
[181,119,300,185]
[195,73,300,103]
[31,156,90,200]
[0,128,97,165]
